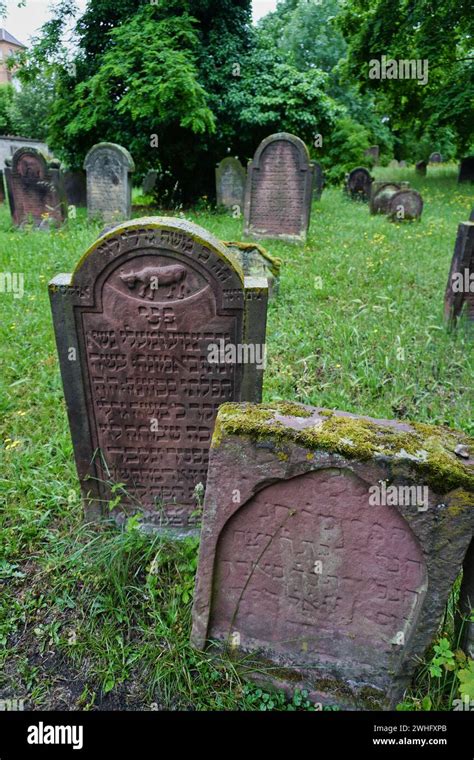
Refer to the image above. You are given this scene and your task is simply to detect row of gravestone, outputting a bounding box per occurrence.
[344,169,424,221]
[48,213,473,709]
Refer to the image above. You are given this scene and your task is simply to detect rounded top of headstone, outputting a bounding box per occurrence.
[83,142,135,171]
[72,216,244,284]
[12,146,48,173]
[348,166,372,179]
[251,132,311,169]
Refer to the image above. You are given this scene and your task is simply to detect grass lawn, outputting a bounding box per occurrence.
[0,165,473,710]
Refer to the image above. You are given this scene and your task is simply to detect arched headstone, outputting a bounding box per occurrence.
[84,142,135,222]
[49,217,268,532]
[4,147,66,227]
[244,133,314,243]
[191,402,474,709]
[215,157,246,213]
[429,152,443,163]
[344,167,372,202]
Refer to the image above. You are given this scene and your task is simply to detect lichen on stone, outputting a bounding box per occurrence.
[212,402,474,495]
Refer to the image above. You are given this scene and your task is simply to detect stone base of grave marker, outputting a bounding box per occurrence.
[223,241,281,298]
[444,221,474,325]
[191,402,474,710]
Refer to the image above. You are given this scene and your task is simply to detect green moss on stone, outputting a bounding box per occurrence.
[212,402,474,495]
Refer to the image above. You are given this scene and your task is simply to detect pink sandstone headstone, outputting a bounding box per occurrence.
[4,147,66,227]
[444,221,474,325]
[192,402,474,709]
[48,218,268,533]
[244,133,314,243]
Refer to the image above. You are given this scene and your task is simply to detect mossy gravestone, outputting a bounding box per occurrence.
[244,133,314,243]
[191,402,474,709]
[215,157,246,213]
[84,142,134,222]
[4,147,67,228]
[49,218,268,533]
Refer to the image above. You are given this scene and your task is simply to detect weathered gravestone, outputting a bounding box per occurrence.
[415,160,427,176]
[49,217,268,533]
[364,145,379,165]
[388,159,400,169]
[191,402,474,710]
[370,183,422,221]
[244,133,314,243]
[223,240,281,298]
[4,148,67,228]
[84,142,135,222]
[0,170,4,203]
[142,170,158,195]
[444,221,474,325]
[63,170,87,208]
[216,157,246,213]
[311,161,324,201]
[399,160,407,168]
[429,152,443,163]
[458,157,474,184]
[344,167,373,202]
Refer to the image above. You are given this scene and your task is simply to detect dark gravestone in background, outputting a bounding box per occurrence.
[444,221,474,325]
[311,161,324,201]
[244,133,314,243]
[0,170,5,203]
[415,160,427,176]
[142,170,158,195]
[458,157,474,184]
[4,148,67,227]
[49,218,268,533]
[370,181,410,214]
[364,145,379,164]
[215,157,246,212]
[429,152,443,163]
[370,183,422,221]
[344,167,372,202]
[191,402,474,710]
[84,142,135,222]
[63,170,87,208]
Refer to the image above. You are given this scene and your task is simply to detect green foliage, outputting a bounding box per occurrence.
[4,77,54,140]
[339,0,474,155]
[0,84,14,134]
[242,684,319,711]
[323,116,371,182]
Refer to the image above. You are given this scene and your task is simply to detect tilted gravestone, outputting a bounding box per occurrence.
[216,157,246,213]
[84,142,135,222]
[444,221,474,325]
[49,217,268,533]
[311,161,324,201]
[458,157,474,184]
[364,145,379,165]
[415,160,427,176]
[344,167,372,202]
[222,240,281,298]
[429,152,443,163]
[63,170,87,208]
[142,170,158,195]
[370,183,422,221]
[191,402,474,710]
[4,148,67,228]
[369,181,410,214]
[244,133,314,243]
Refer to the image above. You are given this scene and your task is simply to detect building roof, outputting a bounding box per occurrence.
[0,28,26,48]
